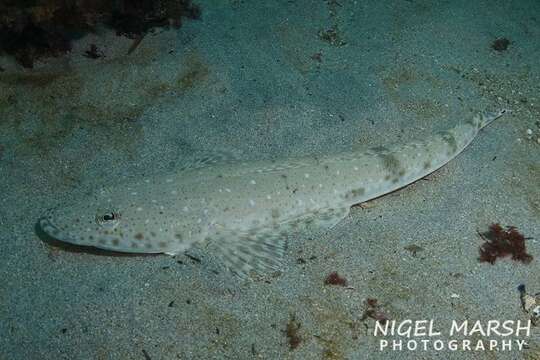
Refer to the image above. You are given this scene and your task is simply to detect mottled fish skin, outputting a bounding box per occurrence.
[38,109,508,276]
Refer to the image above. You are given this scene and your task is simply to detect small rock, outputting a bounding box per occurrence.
[519,285,540,326]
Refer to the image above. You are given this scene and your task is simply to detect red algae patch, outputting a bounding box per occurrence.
[324,271,347,286]
[478,223,533,264]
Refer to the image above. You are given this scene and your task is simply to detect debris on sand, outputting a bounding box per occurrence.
[518,285,539,326]
[142,349,152,360]
[84,44,103,59]
[310,52,322,63]
[404,244,424,257]
[360,298,389,324]
[285,314,302,350]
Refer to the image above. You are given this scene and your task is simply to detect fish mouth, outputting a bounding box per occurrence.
[37,214,93,253]
[37,210,147,257]
[38,212,76,244]
[36,213,113,255]
[38,216,62,239]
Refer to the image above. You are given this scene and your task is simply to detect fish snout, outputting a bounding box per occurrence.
[38,212,61,239]
[38,208,73,242]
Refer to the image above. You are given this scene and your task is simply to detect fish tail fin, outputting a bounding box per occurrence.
[214,228,287,279]
[473,109,510,130]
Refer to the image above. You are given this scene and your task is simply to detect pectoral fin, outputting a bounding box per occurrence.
[214,227,287,279]
[213,207,349,278]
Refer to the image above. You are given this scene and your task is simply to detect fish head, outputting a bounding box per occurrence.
[37,185,176,253]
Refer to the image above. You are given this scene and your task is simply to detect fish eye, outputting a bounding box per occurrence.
[103,213,116,221]
[96,211,121,228]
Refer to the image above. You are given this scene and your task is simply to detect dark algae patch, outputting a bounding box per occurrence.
[478,223,533,264]
[0,0,201,67]
[491,38,510,52]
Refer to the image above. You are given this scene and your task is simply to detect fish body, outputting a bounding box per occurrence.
[39,109,508,275]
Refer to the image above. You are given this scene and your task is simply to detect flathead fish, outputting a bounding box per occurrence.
[39,109,508,276]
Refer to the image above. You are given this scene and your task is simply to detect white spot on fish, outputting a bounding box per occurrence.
[152,199,157,203]
[131,192,137,196]
[183,206,189,212]
[354,166,359,171]
[160,206,164,210]
[249,199,256,207]
[144,179,150,183]
[136,207,143,211]
[166,179,173,183]
[225,188,231,193]
[266,195,272,200]
[336,170,340,175]
[171,190,178,195]
[197,218,202,224]
[250,179,256,185]
[304,173,310,178]
[145,219,150,224]
[318,183,323,188]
